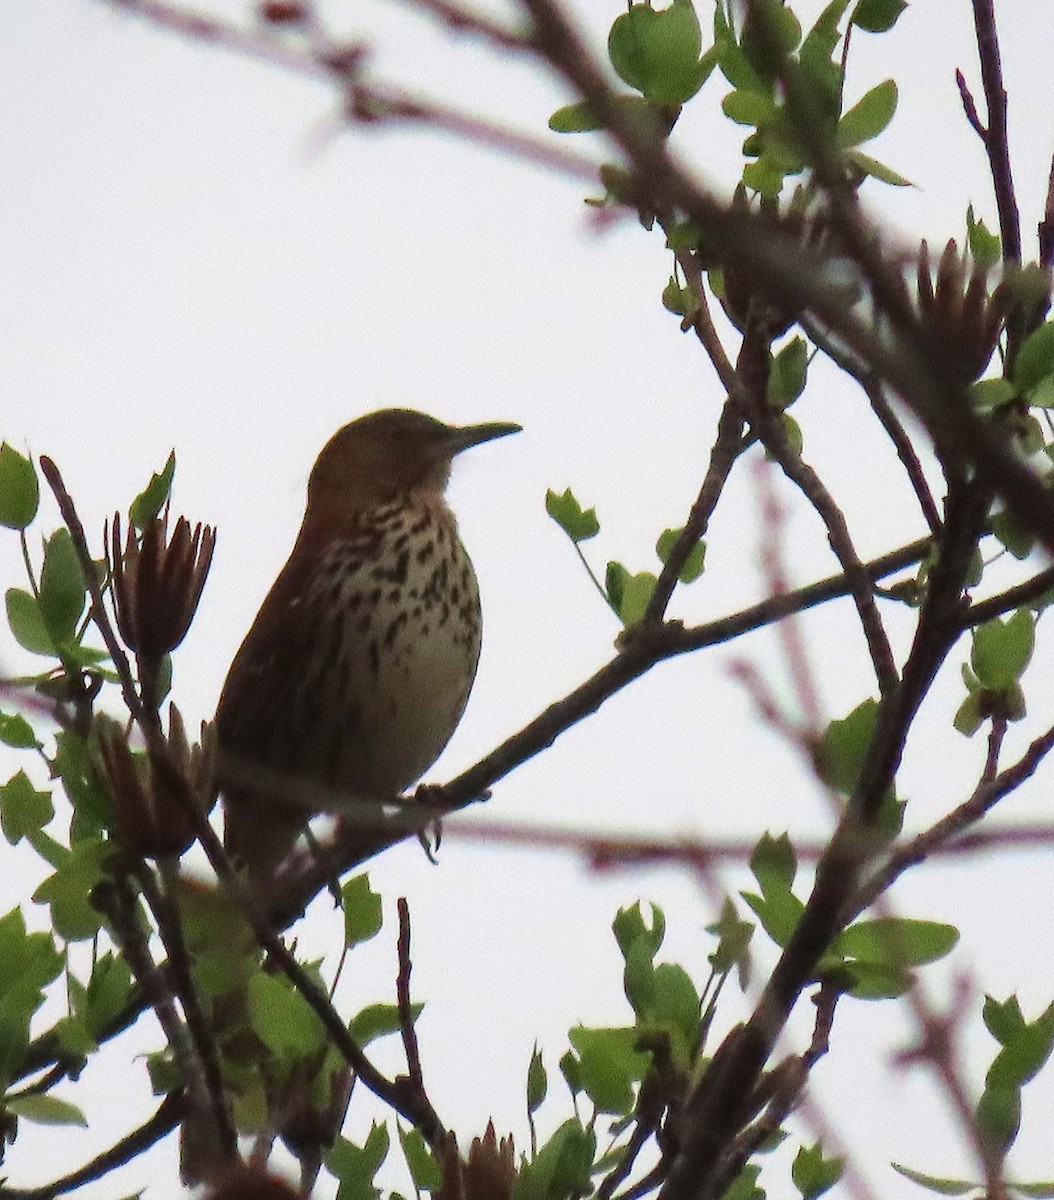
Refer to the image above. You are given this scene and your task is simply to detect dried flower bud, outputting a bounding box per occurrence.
[916,238,1011,384]
[96,708,216,858]
[108,512,215,659]
[437,1123,516,1200]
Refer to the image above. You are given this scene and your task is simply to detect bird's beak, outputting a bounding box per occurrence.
[445,421,522,457]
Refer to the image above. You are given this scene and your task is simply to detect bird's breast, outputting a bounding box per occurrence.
[301,500,483,797]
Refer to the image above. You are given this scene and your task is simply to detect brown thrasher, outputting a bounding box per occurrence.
[215,408,520,879]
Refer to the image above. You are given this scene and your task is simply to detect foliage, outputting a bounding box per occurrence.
[4,0,1054,1197]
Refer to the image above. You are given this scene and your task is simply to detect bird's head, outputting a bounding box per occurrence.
[306,408,521,512]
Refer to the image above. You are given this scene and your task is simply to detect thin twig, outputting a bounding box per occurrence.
[38,457,143,724]
[643,396,746,622]
[396,898,426,1091]
[0,1095,183,1200]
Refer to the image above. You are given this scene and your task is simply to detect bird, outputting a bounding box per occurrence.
[215,408,520,881]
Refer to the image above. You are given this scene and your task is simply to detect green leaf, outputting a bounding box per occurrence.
[613,901,665,959]
[350,1002,422,1047]
[986,1001,1054,1088]
[792,1142,844,1199]
[839,958,913,999]
[398,1126,441,1191]
[567,1026,648,1114]
[976,1080,1020,1160]
[0,444,39,531]
[514,1118,595,1200]
[8,1094,87,1127]
[605,562,657,626]
[559,1049,582,1098]
[768,336,809,407]
[326,1123,390,1197]
[966,204,1001,269]
[835,918,958,968]
[890,1163,976,1195]
[0,712,41,750]
[129,452,176,531]
[836,79,897,148]
[6,589,56,655]
[247,973,325,1058]
[749,832,797,896]
[706,899,754,982]
[983,994,1025,1045]
[649,961,701,1055]
[608,0,709,106]
[850,0,907,33]
[341,873,383,949]
[622,936,656,1018]
[38,529,86,646]
[32,838,109,941]
[990,509,1034,560]
[549,101,602,133]
[741,885,804,948]
[82,952,134,1038]
[1013,323,1054,392]
[663,276,696,316]
[817,699,877,792]
[545,488,600,543]
[844,149,912,186]
[656,527,706,582]
[968,377,1016,410]
[724,1162,765,1200]
[0,771,54,844]
[971,609,1034,689]
[0,908,63,999]
[527,1043,547,1114]
[723,88,778,127]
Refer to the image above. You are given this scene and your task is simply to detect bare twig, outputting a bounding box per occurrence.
[0,1095,183,1200]
[396,898,426,1093]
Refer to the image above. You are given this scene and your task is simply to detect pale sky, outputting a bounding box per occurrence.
[3,1,1054,1196]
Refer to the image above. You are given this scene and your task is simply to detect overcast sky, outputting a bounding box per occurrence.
[4,1,1054,1196]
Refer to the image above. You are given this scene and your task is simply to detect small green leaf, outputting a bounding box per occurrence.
[549,101,602,133]
[567,1026,648,1114]
[706,899,754,983]
[247,973,325,1057]
[723,89,778,127]
[850,0,907,33]
[837,79,898,148]
[844,149,912,186]
[341,873,383,949]
[8,1094,87,1127]
[326,1123,390,1194]
[0,712,41,750]
[1013,323,1054,392]
[38,529,86,646]
[0,771,54,844]
[835,918,958,968]
[792,1142,844,1199]
[350,1002,422,1047]
[768,336,809,407]
[966,204,1001,269]
[608,0,708,106]
[398,1126,441,1191]
[817,699,878,792]
[976,1081,1020,1161]
[839,958,913,999]
[749,831,797,895]
[527,1043,548,1114]
[656,527,705,582]
[968,377,1016,410]
[0,444,39,530]
[546,488,600,543]
[971,609,1034,689]
[990,509,1034,560]
[605,563,657,625]
[129,452,176,531]
[986,1000,1054,1088]
[983,994,1025,1046]
[613,901,665,960]
[6,589,55,656]
[890,1164,976,1195]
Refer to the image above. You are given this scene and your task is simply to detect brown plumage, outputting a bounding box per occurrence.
[216,409,520,880]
